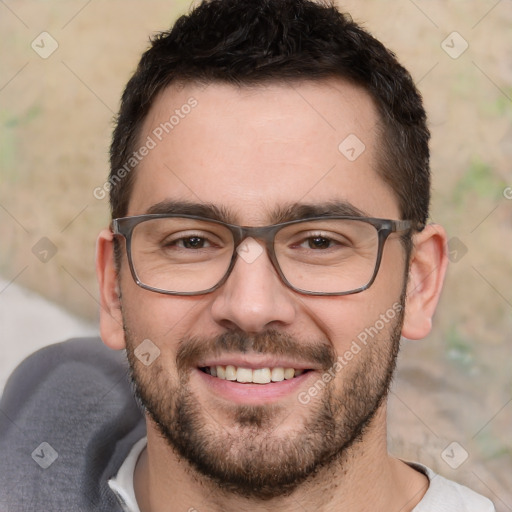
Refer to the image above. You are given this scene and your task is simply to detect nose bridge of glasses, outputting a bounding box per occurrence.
[236,225,277,247]
[230,225,278,271]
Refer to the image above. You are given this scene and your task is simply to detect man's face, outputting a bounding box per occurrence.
[119,80,408,497]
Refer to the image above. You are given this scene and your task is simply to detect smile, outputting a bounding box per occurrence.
[199,365,309,384]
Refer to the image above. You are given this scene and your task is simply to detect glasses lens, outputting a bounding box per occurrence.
[130,217,234,293]
[274,219,379,294]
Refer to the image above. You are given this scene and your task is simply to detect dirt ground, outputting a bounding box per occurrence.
[1,0,511,507]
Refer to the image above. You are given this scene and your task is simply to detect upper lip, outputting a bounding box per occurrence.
[197,354,319,371]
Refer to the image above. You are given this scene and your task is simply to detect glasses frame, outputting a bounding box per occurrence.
[112,214,419,297]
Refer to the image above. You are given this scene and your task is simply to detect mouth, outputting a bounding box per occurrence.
[195,355,319,404]
[199,365,311,384]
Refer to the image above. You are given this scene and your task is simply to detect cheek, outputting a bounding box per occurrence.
[351,242,407,324]
[302,270,405,355]
[119,273,213,349]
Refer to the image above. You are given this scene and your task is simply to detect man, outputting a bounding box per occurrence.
[0,0,495,510]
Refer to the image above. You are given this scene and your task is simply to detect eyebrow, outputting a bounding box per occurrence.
[145,200,234,223]
[271,201,369,223]
[145,199,370,225]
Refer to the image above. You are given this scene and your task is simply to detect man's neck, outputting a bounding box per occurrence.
[134,407,429,512]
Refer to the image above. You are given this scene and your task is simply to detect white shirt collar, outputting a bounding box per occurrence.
[108,437,147,512]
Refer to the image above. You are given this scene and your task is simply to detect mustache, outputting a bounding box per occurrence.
[176,329,337,374]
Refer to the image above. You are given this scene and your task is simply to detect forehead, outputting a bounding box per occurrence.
[128,79,399,223]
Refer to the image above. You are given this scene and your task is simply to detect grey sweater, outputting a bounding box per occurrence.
[0,338,145,511]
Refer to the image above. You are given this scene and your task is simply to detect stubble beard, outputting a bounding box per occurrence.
[124,302,404,500]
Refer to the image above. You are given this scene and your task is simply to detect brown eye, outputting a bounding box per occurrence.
[180,236,207,249]
[307,236,333,249]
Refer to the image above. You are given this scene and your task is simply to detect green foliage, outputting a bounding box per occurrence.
[481,92,512,117]
[476,430,512,461]
[452,157,506,206]
[445,325,473,368]
[3,103,42,128]
[0,113,17,182]
[0,104,42,184]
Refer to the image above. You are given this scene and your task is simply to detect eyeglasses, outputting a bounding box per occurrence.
[112,214,418,296]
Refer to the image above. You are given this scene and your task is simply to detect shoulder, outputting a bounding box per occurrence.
[0,337,133,426]
[0,337,145,511]
[2,336,124,387]
[410,462,496,512]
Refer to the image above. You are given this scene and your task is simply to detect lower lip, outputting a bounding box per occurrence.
[195,368,316,405]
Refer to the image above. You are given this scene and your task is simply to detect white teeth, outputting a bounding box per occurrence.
[225,365,237,381]
[271,367,284,382]
[207,365,304,384]
[253,368,271,384]
[284,368,295,380]
[236,367,253,383]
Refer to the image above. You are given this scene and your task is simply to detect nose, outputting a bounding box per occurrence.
[210,238,297,333]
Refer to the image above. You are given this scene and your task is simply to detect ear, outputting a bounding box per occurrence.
[402,223,448,340]
[96,228,126,350]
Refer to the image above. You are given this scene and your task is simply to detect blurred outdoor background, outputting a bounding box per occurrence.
[1,0,511,508]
